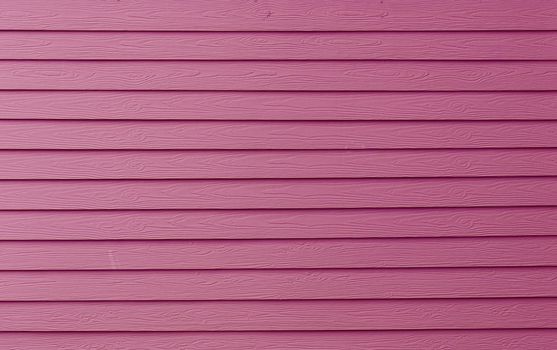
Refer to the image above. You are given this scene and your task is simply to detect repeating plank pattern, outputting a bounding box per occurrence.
[3,61,557,91]
[1,207,556,240]
[2,91,557,120]
[3,31,557,60]
[2,0,557,345]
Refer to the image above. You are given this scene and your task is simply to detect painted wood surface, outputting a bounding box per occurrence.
[0,237,555,270]
[0,178,556,210]
[2,120,557,150]
[1,330,557,350]
[3,61,557,91]
[4,31,557,60]
[1,149,556,179]
[1,207,556,240]
[3,91,557,120]
[1,299,556,331]
[1,268,556,300]
[2,0,556,342]
[2,0,556,31]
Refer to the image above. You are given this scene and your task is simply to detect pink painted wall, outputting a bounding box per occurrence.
[1,0,557,348]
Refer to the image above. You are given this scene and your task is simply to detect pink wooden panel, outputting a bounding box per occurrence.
[0,178,555,210]
[0,237,555,270]
[2,91,556,120]
[2,61,557,91]
[1,268,556,300]
[1,207,555,240]
[1,330,556,350]
[1,149,556,179]
[2,120,557,150]
[1,299,556,331]
[3,31,557,60]
[2,0,556,31]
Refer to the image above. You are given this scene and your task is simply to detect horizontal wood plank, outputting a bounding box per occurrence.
[3,31,557,60]
[1,149,556,179]
[2,61,557,91]
[1,299,556,331]
[0,178,556,210]
[2,91,556,120]
[1,268,557,300]
[1,0,556,31]
[0,237,555,270]
[1,207,556,240]
[1,120,557,150]
[1,330,556,350]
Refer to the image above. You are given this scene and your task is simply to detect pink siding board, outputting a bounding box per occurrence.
[1,268,557,301]
[1,299,556,331]
[0,178,556,210]
[2,91,557,120]
[2,0,556,31]
[2,0,556,343]
[3,61,557,91]
[2,120,557,150]
[1,207,556,240]
[4,31,557,60]
[1,149,557,179]
[1,330,557,350]
[0,237,555,270]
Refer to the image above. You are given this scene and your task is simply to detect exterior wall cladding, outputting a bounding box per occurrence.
[1,1,557,348]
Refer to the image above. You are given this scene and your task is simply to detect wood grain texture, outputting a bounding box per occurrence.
[1,207,556,240]
[2,120,557,150]
[2,91,557,120]
[0,237,555,270]
[0,178,556,210]
[2,61,557,91]
[2,0,556,31]
[1,149,557,179]
[2,268,557,300]
[1,330,557,350]
[4,31,557,60]
[1,299,556,331]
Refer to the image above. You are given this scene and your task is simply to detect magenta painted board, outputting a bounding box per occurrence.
[0,330,556,350]
[3,31,557,60]
[1,236,556,270]
[0,207,556,240]
[1,0,556,346]
[2,91,557,120]
[1,267,556,301]
[1,299,556,331]
[3,61,557,91]
[2,0,556,31]
[2,149,557,179]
